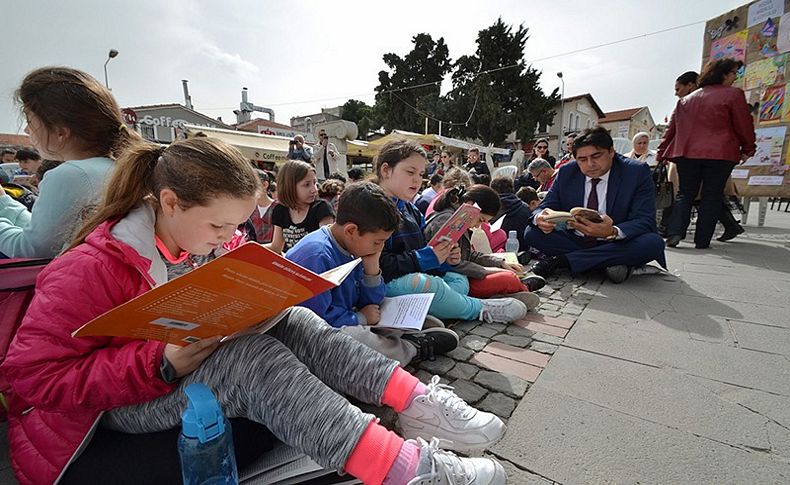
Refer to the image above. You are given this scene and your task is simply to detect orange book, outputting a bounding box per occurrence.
[427,203,481,247]
[73,243,360,345]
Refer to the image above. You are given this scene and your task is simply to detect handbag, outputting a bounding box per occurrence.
[653,163,674,209]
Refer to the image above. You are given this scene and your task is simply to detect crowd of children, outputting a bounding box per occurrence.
[0,66,564,485]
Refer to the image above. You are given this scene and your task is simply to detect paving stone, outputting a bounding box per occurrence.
[418,356,455,375]
[482,342,551,368]
[539,302,561,311]
[530,332,564,345]
[529,341,559,355]
[506,325,535,338]
[521,314,576,330]
[445,346,475,362]
[447,362,480,380]
[477,392,517,418]
[474,370,529,398]
[460,335,488,351]
[492,334,532,348]
[481,322,507,333]
[540,310,562,318]
[471,352,542,382]
[515,320,568,338]
[450,379,488,403]
[452,321,479,334]
[414,369,435,383]
[561,307,583,316]
[470,325,499,338]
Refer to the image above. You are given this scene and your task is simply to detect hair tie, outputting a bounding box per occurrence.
[119,123,128,133]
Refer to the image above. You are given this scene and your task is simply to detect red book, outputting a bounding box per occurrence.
[427,203,481,246]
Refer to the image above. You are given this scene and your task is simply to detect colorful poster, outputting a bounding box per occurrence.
[759,84,785,123]
[748,0,784,27]
[763,18,778,37]
[743,54,788,90]
[711,30,748,61]
[778,13,790,53]
[744,126,786,166]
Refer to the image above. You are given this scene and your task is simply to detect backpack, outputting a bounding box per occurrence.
[0,258,50,421]
[2,183,37,211]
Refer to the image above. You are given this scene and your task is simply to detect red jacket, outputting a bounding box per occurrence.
[657,85,756,163]
[1,206,175,484]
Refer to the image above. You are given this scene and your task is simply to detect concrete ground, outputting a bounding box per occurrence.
[1,201,788,484]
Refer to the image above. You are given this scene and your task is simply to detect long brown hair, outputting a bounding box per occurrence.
[16,66,135,159]
[276,160,315,209]
[69,137,260,249]
[374,139,428,181]
[698,59,743,87]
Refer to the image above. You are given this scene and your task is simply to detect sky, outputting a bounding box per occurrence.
[1,0,745,138]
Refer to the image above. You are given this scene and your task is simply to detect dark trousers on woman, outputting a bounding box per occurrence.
[668,158,737,248]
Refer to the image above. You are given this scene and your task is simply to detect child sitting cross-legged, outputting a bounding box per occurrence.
[287,182,460,366]
[425,184,546,311]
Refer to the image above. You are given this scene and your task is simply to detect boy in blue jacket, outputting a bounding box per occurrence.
[287,182,458,365]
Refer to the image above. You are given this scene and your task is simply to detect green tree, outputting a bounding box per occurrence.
[373,33,452,134]
[445,18,558,145]
[340,99,376,140]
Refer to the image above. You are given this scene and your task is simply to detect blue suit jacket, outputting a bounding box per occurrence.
[536,154,657,241]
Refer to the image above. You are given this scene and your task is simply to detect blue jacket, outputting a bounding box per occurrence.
[536,154,657,240]
[286,226,385,327]
[380,198,450,283]
[498,193,533,252]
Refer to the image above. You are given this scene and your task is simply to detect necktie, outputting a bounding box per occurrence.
[586,178,601,210]
[323,146,330,179]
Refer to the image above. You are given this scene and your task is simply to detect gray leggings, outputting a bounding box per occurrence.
[102,306,400,470]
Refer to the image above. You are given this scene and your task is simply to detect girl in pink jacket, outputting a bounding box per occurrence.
[1,137,506,485]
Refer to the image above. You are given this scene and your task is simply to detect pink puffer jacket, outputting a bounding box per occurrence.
[1,206,175,484]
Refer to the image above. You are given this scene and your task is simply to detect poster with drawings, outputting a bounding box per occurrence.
[758,83,785,122]
[710,30,748,61]
[778,12,790,53]
[744,126,787,166]
[743,53,788,89]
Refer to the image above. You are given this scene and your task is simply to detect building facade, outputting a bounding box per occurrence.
[290,107,343,134]
[532,93,606,155]
[123,104,233,144]
[599,107,657,141]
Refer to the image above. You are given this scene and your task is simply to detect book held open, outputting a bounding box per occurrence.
[73,243,360,345]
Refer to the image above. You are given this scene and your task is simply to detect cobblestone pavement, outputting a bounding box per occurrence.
[408,272,604,426]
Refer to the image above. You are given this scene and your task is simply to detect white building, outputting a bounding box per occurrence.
[533,93,606,155]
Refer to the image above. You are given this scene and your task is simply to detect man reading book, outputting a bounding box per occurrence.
[286,182,459,365]
[525,127,666,283]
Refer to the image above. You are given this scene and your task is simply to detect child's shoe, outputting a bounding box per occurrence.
[479,298,527,323]
[491,291,539,311]
[406,438,506,485]
[402,328,459,361]
[399,376,506,452]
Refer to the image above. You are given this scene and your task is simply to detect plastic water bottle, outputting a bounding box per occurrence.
[505,230,520,253]
[178,383,239,485]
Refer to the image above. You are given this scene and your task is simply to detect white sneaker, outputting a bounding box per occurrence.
[399,376,506,452]
[491,291,540,311]
[406,438,506,485]
[479,298,527,323]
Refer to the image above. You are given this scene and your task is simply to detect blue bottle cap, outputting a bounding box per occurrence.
[181,383,226,444]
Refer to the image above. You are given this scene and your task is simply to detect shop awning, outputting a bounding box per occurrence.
[183,124,290,164]
[367,130,510,156]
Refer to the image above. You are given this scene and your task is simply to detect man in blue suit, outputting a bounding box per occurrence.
[524,127,666,283]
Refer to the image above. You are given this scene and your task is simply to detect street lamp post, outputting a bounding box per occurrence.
[104,49,119,89]
[557,72,565,145]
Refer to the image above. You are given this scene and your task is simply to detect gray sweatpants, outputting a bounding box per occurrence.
[102,306,400,470]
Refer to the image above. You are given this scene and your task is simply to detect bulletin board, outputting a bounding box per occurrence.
[703,0,790,197]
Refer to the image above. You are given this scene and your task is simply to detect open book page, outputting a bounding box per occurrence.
[320,258,361,285]
[489,215,505,232]
[489,252,525,276]
[376,294,435,331]
[427,203,481,246]
[470,227,493,254]
[73,243,351,345]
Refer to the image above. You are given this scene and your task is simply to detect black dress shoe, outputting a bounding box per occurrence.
[605,265,632,284]
[531,257,562,278]
[716,227,745,242]
[520,275,547,292]
[665,235,681,247]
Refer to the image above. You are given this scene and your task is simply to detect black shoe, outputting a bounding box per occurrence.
[403,328,459,362]
[665,235,681,247]
[531,256,563,277]
[605,265,632,284]
[716,227,745,242]
[520,275,546,292]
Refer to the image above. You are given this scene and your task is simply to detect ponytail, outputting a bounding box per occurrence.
[434,184,501,216]
[68,140,162,249]
[433,185,466,213]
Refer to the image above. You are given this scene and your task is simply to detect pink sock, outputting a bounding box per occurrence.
[345,421,404,485]
[381,367,427,412]
[383,440,421,485]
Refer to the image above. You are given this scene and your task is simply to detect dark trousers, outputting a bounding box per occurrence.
[523,228,667,273]
[668,158,736,247]
[61,418,275,484]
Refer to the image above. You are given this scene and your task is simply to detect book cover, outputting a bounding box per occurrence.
[427,203,481,246]
[73,243,359,345]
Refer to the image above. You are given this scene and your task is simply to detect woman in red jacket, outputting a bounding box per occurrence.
[658,59,756,249]
[1,137,505,485]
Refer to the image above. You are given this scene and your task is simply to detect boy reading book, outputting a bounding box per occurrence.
[286,182,459,365]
